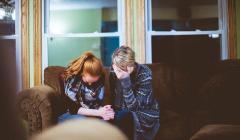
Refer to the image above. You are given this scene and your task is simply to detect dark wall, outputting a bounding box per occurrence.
[0,41,25,140]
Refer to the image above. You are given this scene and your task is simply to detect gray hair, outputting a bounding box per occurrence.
[112,45,135,71]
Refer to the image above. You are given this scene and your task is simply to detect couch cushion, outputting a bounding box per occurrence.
[197,69,240,124]
[188,60,240,136]
[44,66,65,96]
[147,63,189,112]
[156,110,188,140]
[190,124,240,140]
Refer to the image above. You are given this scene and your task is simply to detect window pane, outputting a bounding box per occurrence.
[47,37,119,66]
[151,0,219,31]
[0,1,15,35]
[152,35,221,65]
[48,0,118,34]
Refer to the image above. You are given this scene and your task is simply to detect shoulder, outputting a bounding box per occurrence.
[65,75,76,81]
[136,64,152,79]
[64,75,81,86]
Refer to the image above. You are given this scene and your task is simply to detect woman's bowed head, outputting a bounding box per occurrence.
[112,46,135,79]
[63,52,104,85]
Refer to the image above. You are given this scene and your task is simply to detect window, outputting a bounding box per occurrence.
[43,0,124,69]
[0,0,21,91]
[146,0,227,64]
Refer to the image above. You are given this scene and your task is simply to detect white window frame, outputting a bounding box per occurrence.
[0,0,22,92]
[145,0,228,63]
[42,0,125,75]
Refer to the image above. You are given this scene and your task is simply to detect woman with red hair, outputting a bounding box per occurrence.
[59,52,114,122]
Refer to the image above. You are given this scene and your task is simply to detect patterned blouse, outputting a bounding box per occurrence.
[63,75,104,114]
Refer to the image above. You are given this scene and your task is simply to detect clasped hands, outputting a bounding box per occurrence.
[98,105,115,121]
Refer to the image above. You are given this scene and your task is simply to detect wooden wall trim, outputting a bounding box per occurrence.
[21,0,29,89]
[34,0,42,86]
[227,0,237,59]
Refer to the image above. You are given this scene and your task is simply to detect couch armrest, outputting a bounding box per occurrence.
[17,85,60,135]
[190,124,240,140]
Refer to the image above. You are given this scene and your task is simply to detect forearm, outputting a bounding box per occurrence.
[120,76,153,111]
[77,107,101,117]
[120,77,138,110]
[123,89,138,110]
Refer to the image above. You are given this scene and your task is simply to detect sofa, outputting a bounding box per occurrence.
[17,60,240,140]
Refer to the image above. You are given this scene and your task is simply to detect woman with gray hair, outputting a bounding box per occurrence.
[110,46,160,140]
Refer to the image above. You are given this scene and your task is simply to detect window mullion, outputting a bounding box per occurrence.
[46,32,120,38]
[0,35,17,39]
[149,30,222,36]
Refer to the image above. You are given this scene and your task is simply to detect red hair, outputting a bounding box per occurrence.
[63,52,105,80]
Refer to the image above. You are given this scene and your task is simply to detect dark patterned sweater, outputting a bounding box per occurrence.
[110,63,160,133]
[63,75,104,114]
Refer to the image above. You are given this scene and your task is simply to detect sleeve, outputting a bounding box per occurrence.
[119,70,154,111]
[63,77,81,114]
[62,94,80,114]
[96,87,104,107]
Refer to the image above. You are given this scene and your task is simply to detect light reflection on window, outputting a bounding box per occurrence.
[0,0,15,20]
